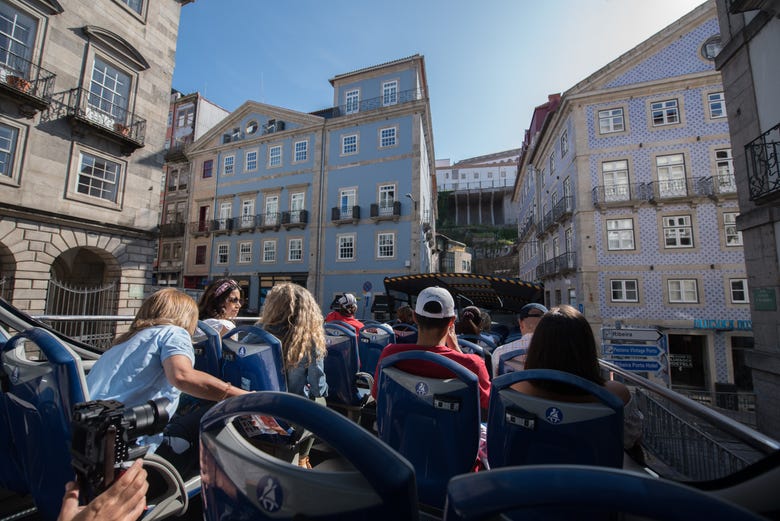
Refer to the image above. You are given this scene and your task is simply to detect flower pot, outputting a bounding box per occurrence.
[114,123,130,136]
[7,75,30,93]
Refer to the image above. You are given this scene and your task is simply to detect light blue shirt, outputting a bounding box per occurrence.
[87,325,195,450]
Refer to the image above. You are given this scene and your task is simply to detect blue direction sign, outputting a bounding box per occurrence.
[602,328,663,343]
[609,359,662,372]
[602,344,662,357]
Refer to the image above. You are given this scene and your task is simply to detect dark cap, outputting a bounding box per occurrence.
[518,303,548,319]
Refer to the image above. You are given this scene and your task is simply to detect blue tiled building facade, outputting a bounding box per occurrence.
[184,55,436,317]
[515,2,751,394]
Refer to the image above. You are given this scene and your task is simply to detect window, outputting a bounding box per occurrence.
[0,3,37,76]
[262,240,276,263]
[238,242,252,264]
[264,194,279,226]
[382,80,398,106]
[379,184,395,215]
[345,89,359,114]
[0,123,19,179]
[245,150,257,171]
[716,149,736,192]
[565,227,573,253]
[338,234,355,260]
[598,108,624,134]
[217,201,231,230]
[340,188,356,218]
[176,105,194,128]
[724,212,743,246]
[202,159,213,178]
[161,243,171,260]
[611,280,638,302]
[668,279,698,303]
[294,140,308,162]
[195,245,206,265]
[216,243,229,265]
[288,238,303,262]
[651,99,679,126]
[377,232,395,258]
[246,120,258,134]
[549,154,555,175]
[223,155,234,176]
[380,127,396,148]
[120,0,143,14]
[663,215,693,248]
[560,129,568,157]
[241,199,254,228]
[730,279,749,304]
[656,154,686,197]
[708,92,726,119]
[342,134,357,155]
[77,152,121,202]
[606,218,635,250]
[89,57,131,124]
[701,35,722,60]
[602,160,629,201]
[269,145,281,167]
[290,192,305,222]
[172,243,182,260]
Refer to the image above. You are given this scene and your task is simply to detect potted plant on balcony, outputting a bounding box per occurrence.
[113,122,130,136]
[7,74,30,93]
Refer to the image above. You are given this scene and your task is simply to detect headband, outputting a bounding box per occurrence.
[214,279,238,297]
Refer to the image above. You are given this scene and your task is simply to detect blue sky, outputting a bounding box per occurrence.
[172,0,705,163]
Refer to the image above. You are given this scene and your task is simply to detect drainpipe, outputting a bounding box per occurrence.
[313,123,327,301]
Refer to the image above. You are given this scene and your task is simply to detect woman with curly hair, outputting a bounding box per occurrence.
[258,283,328,468]
[198,278,244,335]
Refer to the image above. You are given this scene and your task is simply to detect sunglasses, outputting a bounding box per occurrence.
[226,297,244,305]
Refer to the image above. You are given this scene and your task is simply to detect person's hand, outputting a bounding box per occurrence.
[58,459,148,521]
[445,324,462,352]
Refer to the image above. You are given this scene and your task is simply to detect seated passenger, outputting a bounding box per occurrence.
[198,278,244,335]
[392,305,415,326]
[87,288,248,452]
[325,293,364,335]
[456,306,496,350]
[371,287,491,414]
[491,303,547,377]
[511,305,643,451]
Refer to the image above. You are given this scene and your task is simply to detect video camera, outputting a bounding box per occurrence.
[70,397,170,501]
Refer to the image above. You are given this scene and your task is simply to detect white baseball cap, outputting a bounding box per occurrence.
[415,286,456,318]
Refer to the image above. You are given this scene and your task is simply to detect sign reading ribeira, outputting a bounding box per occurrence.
[601,327,670,388]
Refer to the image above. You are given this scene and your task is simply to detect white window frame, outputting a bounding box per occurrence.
[340,187,357,218]
[650,98,680,126]
[382,80,398,106]
[337,233,356,261]
[379,184,395,215]
[268,145,282,167]
[602,160,629,202]
[708,92,726,119]
[668,279,698,303]
[606,218,635,251]
[379,126,397,148]
[288,237,303,262]
[216,243,229,265]
[290,192,305,223]
[241,199,254,228]
[656,153,687,197]
[663,215,694,249]
[730,279,749,304]
[377,232,395,259]
[0,120,23,184]
[223,155,234,176]
[342,134,358,155]
[245,150,258,171]
[73,149,123,205]
[217,201,231,230]
[560,129,568,157]
[238,241,252,264]
[264,194,279,226]
[715,148,736,193]
[345,89,359,114]
[598,107,624,134]
[724,212,743,246]
[293,140,308,162]
[262,239,277,263]
[88,56,132,127]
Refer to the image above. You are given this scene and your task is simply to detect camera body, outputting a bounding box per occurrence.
[70,398,169,500]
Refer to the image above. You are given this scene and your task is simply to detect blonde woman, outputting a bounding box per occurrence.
[87,288,247,451]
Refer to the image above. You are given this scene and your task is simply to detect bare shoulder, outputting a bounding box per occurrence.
[605,379,631,404]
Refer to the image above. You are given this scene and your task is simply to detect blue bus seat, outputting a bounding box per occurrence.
[457,334,496,353]
[324,322,370,415]
[443,465,767,521]
[221,325,286,392]
[456,338,484,359]
[487,369,624,469]
[391,323,418,344]
[200,391,418,520]
[495,347,527,376]
[488,323,510,345]
[1,327,89,520]
[193,320,223,378]
[376,350,480,510]
[502,331,522,344]
[358,322,395,377]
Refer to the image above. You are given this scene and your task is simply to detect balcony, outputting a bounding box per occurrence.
[49,87,146,154]
[593,182,643,207]
[159,221,186,238]
[370,201,401,222]
[258,212,281,232]
[233,215,258,233]
[695,174,738,200]
[645,177,716,203]
[314,88,424,119]
[164,140,190,163]
[211,218,233,234]
[552,195,574,222]
[535,251,577,280]
[536,209,555,238]
[444,178,514,193]
[331,205,360,225]
[0,52,56,117]
[745,122,780,202]
[282,209,308,229]
[518,212,535,240]
[190,221,211,237]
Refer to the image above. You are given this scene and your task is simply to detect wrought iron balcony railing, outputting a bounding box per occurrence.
[331,205,361,223]
[370,201,401,221]
[518,212,535,240]
[745,122,780,202]
[313,88,424,119]
[0,50,56,113]
[159,221,186,237]
[281,209,308,228]
[552,195,574,222]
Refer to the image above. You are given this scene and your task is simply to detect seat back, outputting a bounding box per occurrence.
[487,369,624,469]
[193,320,223,378]
[392,323,418,344]
[443,465,767,521]
[358,322,395,377]
[221,325,286,392]
[456,337,484,359]
[1,327,89,520]
[200,391,418,520]
[458,334,496,352]
[496,347,527,376]
[323,322,363,407]
[376,351,480,509]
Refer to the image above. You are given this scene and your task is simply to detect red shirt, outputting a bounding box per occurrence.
[371,343,491,410]
[325,311,364,335]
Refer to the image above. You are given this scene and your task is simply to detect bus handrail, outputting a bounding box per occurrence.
[600,359,780,455]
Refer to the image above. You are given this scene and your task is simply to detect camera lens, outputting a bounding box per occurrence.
[124,397,170,437]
